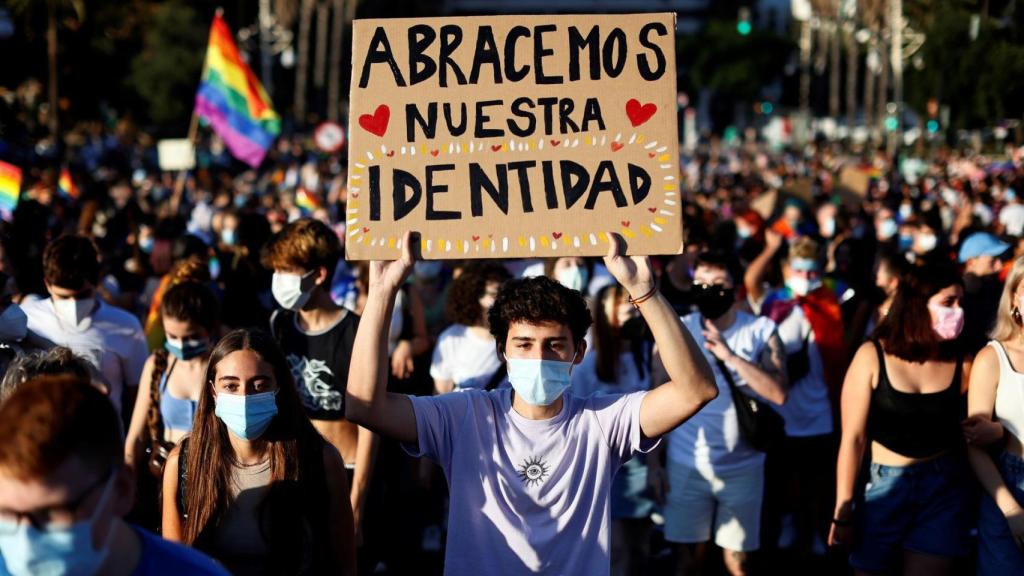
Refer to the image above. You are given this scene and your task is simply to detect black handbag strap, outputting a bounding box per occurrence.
[715,357,741,394]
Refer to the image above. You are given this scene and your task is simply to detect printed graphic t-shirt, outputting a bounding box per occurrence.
[270,308,359,420]
[403,388,658,576]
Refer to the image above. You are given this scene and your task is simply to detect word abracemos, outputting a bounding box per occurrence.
[358,22,671,89]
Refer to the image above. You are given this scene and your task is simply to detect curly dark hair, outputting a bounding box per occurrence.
[488,275,593,352]
[444,263,511,326]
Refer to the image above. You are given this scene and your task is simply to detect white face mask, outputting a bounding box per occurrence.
[556,266,589,293]
[52,296,95,329]
[916,233,938,253]
[271,270,316,311]
[786,277,822,297]
[0,304,28,342]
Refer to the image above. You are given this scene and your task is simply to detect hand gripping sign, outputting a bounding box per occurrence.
[346,14,683,260]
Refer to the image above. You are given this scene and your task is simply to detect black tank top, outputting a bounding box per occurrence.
[867,340,965,458]
[270,309,359,421]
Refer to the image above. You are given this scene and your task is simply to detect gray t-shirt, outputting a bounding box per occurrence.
[404,388,657,575]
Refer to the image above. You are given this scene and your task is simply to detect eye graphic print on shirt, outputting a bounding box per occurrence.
[287,354,342,411]
[517,455,551,487]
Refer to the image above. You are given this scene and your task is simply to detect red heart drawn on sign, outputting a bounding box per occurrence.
[648,207,657,213]
[621,220,631,227]
[648,152,657,158]
[625,99,657,127]
[490,144,502,151]
[472,235,480,241]
[430,149,439,157]
[358,105,390,137]
[610,142,624,152]
[552,232,563,239]
[550,140,561,147]
[362,227,370,233]
[386,150,395,157]
[350,191,359,199]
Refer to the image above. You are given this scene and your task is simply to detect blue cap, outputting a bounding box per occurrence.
[959,232,1010,263]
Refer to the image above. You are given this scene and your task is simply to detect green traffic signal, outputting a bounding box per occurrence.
[927,119,939,133]
[885,117,899,131]
[737,21,752,35]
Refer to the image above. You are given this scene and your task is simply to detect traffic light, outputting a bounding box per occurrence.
[737,7,752,36]
[885,116,899,132]
[761,102,773,114]
[927,119,939,133]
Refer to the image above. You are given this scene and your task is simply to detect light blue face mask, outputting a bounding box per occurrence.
[506,353,578,407]
[215,391,278,440]
[0,473,116,576]
[164,337,208,361]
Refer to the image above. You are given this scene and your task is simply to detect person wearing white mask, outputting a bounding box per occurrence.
[347,231,718,576]
[260,218,377,558]
[745,235,844,562]
[0,375,229,576]
[20,235,149,420]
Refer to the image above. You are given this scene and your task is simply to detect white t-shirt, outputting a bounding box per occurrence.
[21,296,148,414]
[772,305,834,437]
[1000,203,1024,237]
[403,388,657,575]
[668,311,776,472]
[430,324,502,391]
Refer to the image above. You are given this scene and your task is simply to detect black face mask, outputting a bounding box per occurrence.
[693,284,735,320]
[619,315,649,341]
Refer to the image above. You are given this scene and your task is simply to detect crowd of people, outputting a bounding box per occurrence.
[4,83,1024,574]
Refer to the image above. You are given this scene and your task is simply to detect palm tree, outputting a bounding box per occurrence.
[10,0,85,142]
[294,0,314,123]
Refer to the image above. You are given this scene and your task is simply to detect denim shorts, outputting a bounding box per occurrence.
[849,453,972,573]
[978,451,1024,575]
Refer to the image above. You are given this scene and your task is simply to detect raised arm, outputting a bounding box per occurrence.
[603,233,717,439]
[124,355,156,469]
[830,341,876,547]
[744,228,783,305]
[345,232,418,444]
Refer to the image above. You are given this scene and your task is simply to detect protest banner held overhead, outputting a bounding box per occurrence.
[346,14,683,260]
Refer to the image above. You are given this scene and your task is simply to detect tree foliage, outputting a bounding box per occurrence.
[679,20,795,102]
[126,0,205,130]
[905,1,1024,130]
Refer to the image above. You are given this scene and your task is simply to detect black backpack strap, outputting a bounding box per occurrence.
[177,437,189,519]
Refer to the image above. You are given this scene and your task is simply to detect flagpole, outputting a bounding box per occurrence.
[172,7,221,208]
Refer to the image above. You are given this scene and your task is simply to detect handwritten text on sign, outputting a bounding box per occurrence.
[346,14,681,259]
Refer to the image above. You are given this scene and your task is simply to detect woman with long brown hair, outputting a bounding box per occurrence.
[162,328,355,575]
[830,262,972,575]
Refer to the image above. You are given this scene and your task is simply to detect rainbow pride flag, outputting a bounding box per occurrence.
[0,161,21,220]
[296,188,320,213]
[58,168,79,200]
[194,13,280,168]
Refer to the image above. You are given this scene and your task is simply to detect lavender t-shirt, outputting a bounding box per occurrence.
[404,388,658,575]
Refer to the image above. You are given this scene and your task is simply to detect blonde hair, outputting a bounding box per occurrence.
[991,256,1024,341]
[786,236,820,264]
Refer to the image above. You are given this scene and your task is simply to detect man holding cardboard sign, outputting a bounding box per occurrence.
[346,230,716,575]
[346,14,682,261]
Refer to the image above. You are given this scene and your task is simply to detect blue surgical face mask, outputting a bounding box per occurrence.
[221,228,236,246]
[506,354,577,407]
[0,473,116,576]
[164,337,208,361]
[556,266,589,293]
[215,391,278,440]
[139,236,155,254]
[208,256,221,280]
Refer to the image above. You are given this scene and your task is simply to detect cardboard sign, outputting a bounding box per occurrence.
[346,14,681,260]
[157,139,196,171]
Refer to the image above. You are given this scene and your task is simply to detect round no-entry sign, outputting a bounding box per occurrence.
[314,122,346,153]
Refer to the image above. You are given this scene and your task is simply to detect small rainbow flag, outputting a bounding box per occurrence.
[296,188,320,213]
[194,13,280,168]
[58,168,79,200]
[0,161,22,220]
